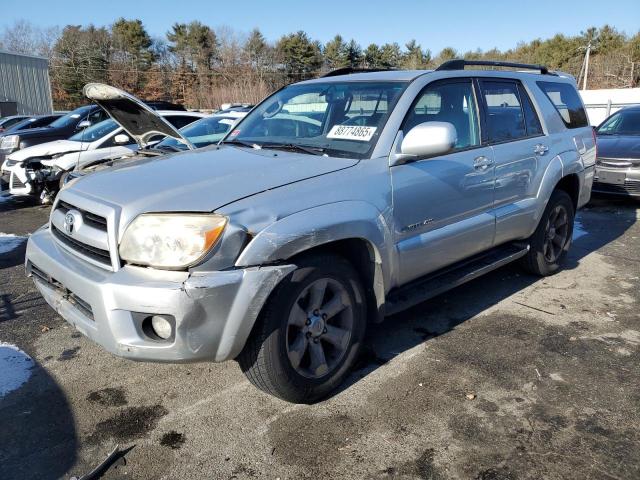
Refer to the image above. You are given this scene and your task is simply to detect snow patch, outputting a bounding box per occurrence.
[0,233,26,254]
[0,343,35,397]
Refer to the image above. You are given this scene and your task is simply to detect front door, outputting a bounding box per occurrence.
[391,78,496,286]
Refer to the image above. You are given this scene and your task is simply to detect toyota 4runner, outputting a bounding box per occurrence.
[25,60,596,403]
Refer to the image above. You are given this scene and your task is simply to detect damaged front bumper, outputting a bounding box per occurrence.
[26,226,295,362]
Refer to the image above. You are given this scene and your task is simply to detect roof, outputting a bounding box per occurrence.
[299,70,431,84]
[296,68,576,85]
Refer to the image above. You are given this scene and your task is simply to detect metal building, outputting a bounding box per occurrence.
[0,50,53,116]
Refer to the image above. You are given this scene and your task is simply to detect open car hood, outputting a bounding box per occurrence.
[83,83,194,149]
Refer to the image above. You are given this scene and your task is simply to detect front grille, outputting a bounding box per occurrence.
[56,200,108,232]
[52,225,112,266]
[30,263,94,320]
[593,180,640,196]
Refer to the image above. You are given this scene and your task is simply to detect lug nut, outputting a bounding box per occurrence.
[313,309,319,316]
[305,319,311,326]
[313,338,318,343]
[323,327,327,333]
[322,314,328,320]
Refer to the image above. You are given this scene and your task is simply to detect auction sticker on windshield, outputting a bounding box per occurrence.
[327,125,376,141]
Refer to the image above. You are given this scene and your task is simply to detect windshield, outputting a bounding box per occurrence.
[69,119,118,142]
[223,81,407,158]
[48,107,91,129]
[155,115,240,151]
[597,110,640,136]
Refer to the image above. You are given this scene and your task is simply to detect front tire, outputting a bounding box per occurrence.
[238,253,366,403]
[521,189,574,276]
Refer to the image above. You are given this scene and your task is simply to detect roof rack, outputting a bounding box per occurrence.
[321,67,393,78]
[436,59,554,75]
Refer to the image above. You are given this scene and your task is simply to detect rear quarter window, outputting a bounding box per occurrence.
[536,81,588,129]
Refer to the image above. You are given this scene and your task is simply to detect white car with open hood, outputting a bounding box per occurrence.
[1,88,205,202]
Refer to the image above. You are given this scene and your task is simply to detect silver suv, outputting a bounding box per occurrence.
[26,60,596,403]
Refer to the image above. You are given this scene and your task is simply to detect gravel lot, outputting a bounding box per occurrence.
[1,194,639,480]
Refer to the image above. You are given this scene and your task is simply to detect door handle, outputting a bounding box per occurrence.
[473,156,494,170]
[534,144,549,155]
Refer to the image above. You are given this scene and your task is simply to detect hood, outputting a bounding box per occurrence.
[83,83,194,149]
[68,145,358,213]
[596,135,640,160]
[8,140,88,161]
[4,125,68,142]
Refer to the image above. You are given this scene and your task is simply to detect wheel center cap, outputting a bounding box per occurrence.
[308,315,325,337]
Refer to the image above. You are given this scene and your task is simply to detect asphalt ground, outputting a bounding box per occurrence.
[0,194,639,480]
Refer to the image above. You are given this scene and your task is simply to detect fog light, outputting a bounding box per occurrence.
[150,315,172,340]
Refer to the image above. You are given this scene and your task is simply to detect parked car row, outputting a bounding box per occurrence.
[0,93,250,202]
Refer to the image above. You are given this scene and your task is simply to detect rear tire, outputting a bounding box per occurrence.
[521,189,574,276]
[238,253,366,403]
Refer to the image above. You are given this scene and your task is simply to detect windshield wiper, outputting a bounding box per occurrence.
[222,139,261,149]
[260,143,326,156]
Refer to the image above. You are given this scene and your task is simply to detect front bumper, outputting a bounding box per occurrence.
[26,226,295,362]
[593,165,640,197]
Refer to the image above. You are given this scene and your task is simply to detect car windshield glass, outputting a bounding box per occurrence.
[48,107,90,129]
[597,110,640,136]
[69,119,118,142]
[223,81,408,158]
[156,116,239,150]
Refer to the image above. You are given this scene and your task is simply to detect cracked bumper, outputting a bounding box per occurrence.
[26,227,294,362]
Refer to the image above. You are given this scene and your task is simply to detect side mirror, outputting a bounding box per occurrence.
[114,133,130,145]
[400,121,457,159]
[77,120,91,129]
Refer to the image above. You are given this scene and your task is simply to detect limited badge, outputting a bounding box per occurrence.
[327,125,377,142]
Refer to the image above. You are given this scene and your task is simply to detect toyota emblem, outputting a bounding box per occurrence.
[64,212,75,234]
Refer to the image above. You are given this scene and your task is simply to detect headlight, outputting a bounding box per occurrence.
[0,135,20,153]
[119,214,227,269]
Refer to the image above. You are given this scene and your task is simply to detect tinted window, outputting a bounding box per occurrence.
[537,81,588,129]
[69,119,119,142]
[48,107,92,129]
[597,109,640,136]
[404,79,480,151]
[518,85,544,136]
[480,81,527,143]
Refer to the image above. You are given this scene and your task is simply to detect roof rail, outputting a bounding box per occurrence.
[321,67,393,78]
[436,59,555,75]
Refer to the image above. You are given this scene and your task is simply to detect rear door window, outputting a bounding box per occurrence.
[536,81,588,129]
[478,80,527,143]
[518,84,544,136]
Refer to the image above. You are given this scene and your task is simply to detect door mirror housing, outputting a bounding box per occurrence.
[401,121,457,158]
[77,120,91,129]
[114,133,131,145]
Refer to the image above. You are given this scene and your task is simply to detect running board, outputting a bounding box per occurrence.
[385,243,529,316]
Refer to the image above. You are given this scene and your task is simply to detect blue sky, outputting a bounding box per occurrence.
[4,0,639,53]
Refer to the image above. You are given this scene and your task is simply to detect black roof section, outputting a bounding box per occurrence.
[321,67,395,78]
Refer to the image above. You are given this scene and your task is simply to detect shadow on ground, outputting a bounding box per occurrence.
[337,195,638,397]
[0,357,78,479]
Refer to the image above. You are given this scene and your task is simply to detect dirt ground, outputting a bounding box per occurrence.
[0,194,639,480]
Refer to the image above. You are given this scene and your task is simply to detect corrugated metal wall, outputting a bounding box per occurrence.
[0,50,53,115]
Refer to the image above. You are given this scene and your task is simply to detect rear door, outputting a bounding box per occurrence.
[391,78,496,285]
[477,79,547,245]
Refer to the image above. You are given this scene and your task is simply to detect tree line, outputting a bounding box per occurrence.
[1,19,638,110]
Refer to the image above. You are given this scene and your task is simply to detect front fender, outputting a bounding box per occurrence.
[235,201,396,316]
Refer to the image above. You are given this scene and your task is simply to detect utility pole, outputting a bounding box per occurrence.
[582,42,592,90]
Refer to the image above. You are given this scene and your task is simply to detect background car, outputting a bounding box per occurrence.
[0,114,62,136]
[593,105,640,197]
[2,110,205,201]
[0,115,29,132]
